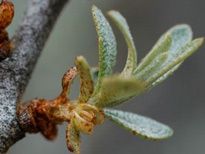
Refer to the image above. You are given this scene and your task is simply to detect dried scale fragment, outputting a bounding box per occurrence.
[0,0,14,60]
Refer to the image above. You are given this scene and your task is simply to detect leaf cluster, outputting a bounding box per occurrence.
[20,5,204,154]
[83,5,203,145]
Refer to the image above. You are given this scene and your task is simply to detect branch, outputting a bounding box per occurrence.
[0,0,69,153]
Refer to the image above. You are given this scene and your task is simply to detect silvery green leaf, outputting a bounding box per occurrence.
[66,122,80,154]
[147,38,204,86]
[75,56,94,103]
[136,34,171,73]
[91,76,146,108]
[165,24,193,61]
[92,5,117,94]
[108,10,137,75]
[135,52,168,81]
[104,108,173,140]
[136,24,203,89]
[148,25,193,86]
[136,24,192,73]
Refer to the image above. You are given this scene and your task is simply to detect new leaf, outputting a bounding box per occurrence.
[92,6,117,94]
[93,76,146,108]
[104,108,173,139]
[108,11,137,75]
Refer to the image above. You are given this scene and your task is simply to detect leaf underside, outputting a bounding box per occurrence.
[147,37,204,88]
[93,76,146,108]
[104,108,173,140]
[92,6,117,94]
[135,24,204,88]
[135,34,172,74]
[66,122,80,154]
[75,56,94,103]
[108,10,137,75]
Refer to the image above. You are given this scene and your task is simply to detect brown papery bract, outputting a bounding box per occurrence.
[0,0,14,60]
[17,67,104,151]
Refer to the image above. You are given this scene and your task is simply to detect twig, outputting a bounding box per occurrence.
[0,0,69,153]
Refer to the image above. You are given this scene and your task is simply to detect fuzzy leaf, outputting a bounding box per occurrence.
[147,38,204,86]
[66,122,80,154]
[104,108,173,140]
[136,24,192,73]
[91,76,146,108]
[151,25,193,85]
[135,24,204,88]
[92,5,117,93]
[136,34,172,73]
[165,24,193,61]
[108,10,137,75]
[75,56,94,103]
[135,52,168,81]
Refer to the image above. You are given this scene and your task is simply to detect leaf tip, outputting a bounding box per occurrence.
[173,24,192,31]
[75,55,84,63]
[195,37,205,46]
[91,5,101,18]
[107,10,119,16]
[169,24,193,40]
[91,5,98,11]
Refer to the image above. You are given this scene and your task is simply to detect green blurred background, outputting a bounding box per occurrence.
[7,0,205,154]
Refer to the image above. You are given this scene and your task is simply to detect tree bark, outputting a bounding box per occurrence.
[0,0,69,153]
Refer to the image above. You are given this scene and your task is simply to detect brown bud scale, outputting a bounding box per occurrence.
[0,0,14,60]
[17,67,105,152]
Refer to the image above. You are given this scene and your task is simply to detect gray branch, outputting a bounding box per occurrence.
[0,0,69,153]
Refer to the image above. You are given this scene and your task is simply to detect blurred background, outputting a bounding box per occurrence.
[7,0,205,154]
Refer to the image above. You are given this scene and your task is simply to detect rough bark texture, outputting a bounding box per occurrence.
[0,0,69,153]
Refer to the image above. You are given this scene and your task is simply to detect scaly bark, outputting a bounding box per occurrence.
[0,0,69,153]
